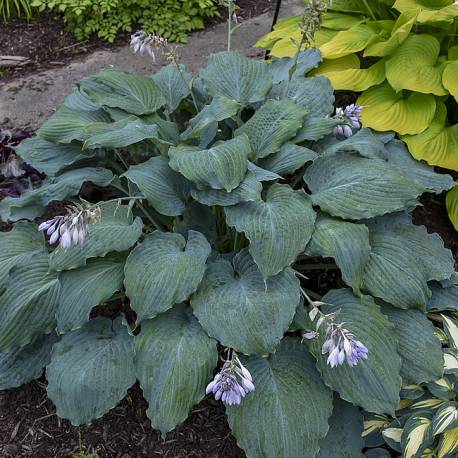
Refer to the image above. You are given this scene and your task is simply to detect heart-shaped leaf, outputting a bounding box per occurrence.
[135,304,217,436]
[191,249,300,355]
[152,63,191,112]
[124,231,211,323]
[225,184,316,279]
[46,317,136,425]
[443,61,458,102]
[226,338,333,458]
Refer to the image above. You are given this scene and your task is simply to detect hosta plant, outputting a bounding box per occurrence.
[257,0,458,230]
[0,43,457,457]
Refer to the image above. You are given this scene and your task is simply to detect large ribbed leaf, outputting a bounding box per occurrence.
[15,137,95,176]
[401,414,434,458]
[0,222,46,288]
[258,142,317,176]
[122,156,190,217]
[293,116,344,142]
[46,317,135,425]
[135,305,217,436]
[305,215,370,294]
[319,24,377,59]
[393,0,458,24]
[80,68,166,115]
[310,289,401,415]
[83,117,164,149]
[191,250,300,355]
[235,100,308,159]
[200,51,272,104]
[386,35,446,96]
[443,61,458,102]
[49,203,143,271]
[0,167,113,222]
[303,153,422,220]
[363,214,455,309]
[191,172,262,207]
[268,48,323,83]
[268,76,334,117]
[226,338,333,458]
[317,398,365,458]
[437,427,458,458]
[181,96,241,140]
[57,256,125,334]
[0,254,60,352]
[313,58,386,92]
[225,184,316,279]
[432,402,458,436]
[169,135,251,192]
[358,83,436,135]
[381,305,443,384]
[124,231,211,323]
[37,106,111,143]
[152,64,191,112]
[0,333,57,390]
[402,102,458,170]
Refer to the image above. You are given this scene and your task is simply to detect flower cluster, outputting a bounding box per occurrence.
[206,353,255,405]
[333,104,362,138]
[1,154,24,178]
[39,201,101,250]
[130,31,179,63]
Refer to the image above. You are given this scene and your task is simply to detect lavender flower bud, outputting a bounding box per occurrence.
[332,104,363,138]
[303,331,319,340]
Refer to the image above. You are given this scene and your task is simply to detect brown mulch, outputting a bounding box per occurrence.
[0,0,275,82]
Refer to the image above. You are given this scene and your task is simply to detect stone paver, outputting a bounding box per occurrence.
[1,0,303,130]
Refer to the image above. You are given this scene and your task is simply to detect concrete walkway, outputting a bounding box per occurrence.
[1,0,303,130]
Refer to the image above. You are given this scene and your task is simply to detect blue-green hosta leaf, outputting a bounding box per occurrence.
[49,203,142,271]
[363,214,455,309]
[37,106,111,143]
[381,305,443,384]
[0,222,46,288]
[134,304,218,436]
[268,76,334,117]
[443,349,458,374]
[235,100,307,160]
[15,137,95,177]
[82,117,165,149]
[268,48,323,83]
[169,135,251,192]
[191,172,262,207]
[0,254,60,352]
[310,289,401,415]
[426,376,456,400]
[365,449,391,458]
[57,256,125,334]
[317,397,365,458]
[432,402,458,436]
[226,338,333,458]
[152,64,191,112]
[122,156,191,217]
[293,116,344,142]
[181,96,241,140]
[46,317,135,425]
[303,153,423,220]
[258,142,317,176]
[200,51,273,104]
[225,184,316,279]
[246,162,282,182]
[427,283,458,312]
[0,167,113,222]
[63,89,99,111]
[174,201,216,244]
[80,68,166,115]
[0,333,58,390]
[191,250,300,355]
[305,215,370,294]
[401,414,434,458]
[124,231,211,323]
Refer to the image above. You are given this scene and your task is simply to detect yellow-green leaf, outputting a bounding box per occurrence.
[255,16,301,50]
[364,11,417,57]
[322,11,366,30]
[357,82,436,135]
[446,185,458,231]
[401,101,458,170]
[311,54,360,76]
[437,426,458,458]
[385,34,447,96]
[313,58,386,91]
[443,61,458,101]
[320,24,378,59]
[401,415,433,458]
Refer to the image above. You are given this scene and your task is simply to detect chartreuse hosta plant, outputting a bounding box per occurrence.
[1,41,458,456]
[258,0,458,230]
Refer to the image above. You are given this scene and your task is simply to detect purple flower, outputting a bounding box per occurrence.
[206,354,255,406]
[302,331,319,340]
[333,104,363,138]
[321,324,368,368]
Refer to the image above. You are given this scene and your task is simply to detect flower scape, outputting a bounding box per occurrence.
[0,6,457,457]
